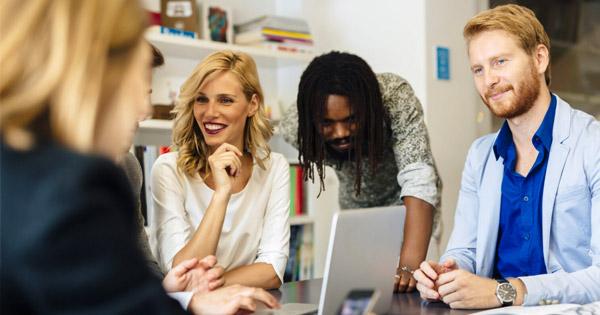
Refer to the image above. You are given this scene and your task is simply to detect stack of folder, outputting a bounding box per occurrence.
[234,15,313,53]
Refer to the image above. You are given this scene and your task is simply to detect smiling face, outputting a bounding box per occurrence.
[468,30,543,119]
[193,70,258,152]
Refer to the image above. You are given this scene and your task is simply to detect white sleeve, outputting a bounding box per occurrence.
[254,156,291,283]
[150,156,193,273]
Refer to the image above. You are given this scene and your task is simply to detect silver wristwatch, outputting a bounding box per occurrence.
[495,278,517,306]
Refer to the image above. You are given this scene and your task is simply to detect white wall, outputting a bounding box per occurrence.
[424,0,491,253]
[277,0,428,112]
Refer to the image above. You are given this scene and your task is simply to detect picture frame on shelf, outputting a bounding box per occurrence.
[201,2,233,44]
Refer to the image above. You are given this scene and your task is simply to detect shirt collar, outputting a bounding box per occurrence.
[493,93,557,160]
[493,121,513,161]
[533,93,556,151]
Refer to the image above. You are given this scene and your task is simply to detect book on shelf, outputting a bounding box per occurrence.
[289,165,304,217]
[235,28,313,45]
[234,15,313,49]
[263,34,313,45]
[298,224,313,280]
[234,15,310,36]
[251,41,315,54]
[284,224,314,282]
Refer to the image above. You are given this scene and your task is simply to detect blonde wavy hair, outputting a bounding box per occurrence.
[0,0,146,151]
[464,4,551,85]
[172,50,273,178]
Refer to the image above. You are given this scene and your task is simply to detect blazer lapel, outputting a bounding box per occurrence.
[476,146,504,276]
[541,96,571,267]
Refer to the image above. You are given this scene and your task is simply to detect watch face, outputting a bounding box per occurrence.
[497,283,517,302]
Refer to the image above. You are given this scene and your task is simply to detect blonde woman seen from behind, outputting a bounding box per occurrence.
[151,50,290,289]
[0,1,278,313]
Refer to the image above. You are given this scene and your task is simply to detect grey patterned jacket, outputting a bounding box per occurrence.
[279,73,442,239]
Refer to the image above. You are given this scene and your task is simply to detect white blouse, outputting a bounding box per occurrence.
[149,152,290,282]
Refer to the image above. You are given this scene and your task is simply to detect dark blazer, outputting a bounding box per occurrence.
[0,142,188,314]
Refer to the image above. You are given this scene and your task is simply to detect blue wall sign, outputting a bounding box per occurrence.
[436,46,450,80]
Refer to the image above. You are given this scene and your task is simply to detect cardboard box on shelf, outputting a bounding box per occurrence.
[160,0,199,35]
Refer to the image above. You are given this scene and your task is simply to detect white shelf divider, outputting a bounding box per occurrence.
[139,119,173,130]
[145,29,315,68]
[290,215,315,226]
[135,119,173,146]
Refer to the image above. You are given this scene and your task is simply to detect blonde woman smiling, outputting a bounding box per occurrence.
[151,51,290,289]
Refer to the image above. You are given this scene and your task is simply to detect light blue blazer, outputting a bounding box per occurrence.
[441,95,600,305]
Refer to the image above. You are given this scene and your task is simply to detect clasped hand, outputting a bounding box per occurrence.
[162,255,225,294]
[413,259,501,309]
[162,256,280,314]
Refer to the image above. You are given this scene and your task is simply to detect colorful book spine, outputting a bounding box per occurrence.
[263,34,313,45]
[289,165,297,217]
[234,15,310,35]
[283,224,314,282]
[295,166,303,216]
[284,225,303,282]
[289,165,305,217]
[159,146,171,155]
[261,28,312,40]
[256,42,314,54]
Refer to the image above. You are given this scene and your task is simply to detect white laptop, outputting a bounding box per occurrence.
[257,206,405,315]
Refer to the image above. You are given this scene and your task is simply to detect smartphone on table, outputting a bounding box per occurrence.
[337,289,380,315]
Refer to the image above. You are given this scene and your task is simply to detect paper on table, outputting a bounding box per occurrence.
[472,302,600,315]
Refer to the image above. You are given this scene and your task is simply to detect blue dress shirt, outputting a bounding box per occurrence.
[493,94,557,278]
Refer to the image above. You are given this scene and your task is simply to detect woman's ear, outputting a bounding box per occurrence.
[248,94,259,117]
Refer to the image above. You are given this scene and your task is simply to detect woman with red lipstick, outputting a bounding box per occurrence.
[150,51,290,290]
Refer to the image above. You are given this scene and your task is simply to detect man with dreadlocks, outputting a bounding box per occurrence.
[279,51,441,293]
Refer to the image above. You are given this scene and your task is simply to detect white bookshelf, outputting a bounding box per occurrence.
[146,29,315,68]
[139,119,173,130]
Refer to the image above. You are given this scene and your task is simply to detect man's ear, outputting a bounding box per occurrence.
[534,44,550,76]
[248,94,259,117]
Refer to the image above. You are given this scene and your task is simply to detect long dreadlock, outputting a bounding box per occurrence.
[296,51,390,195]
